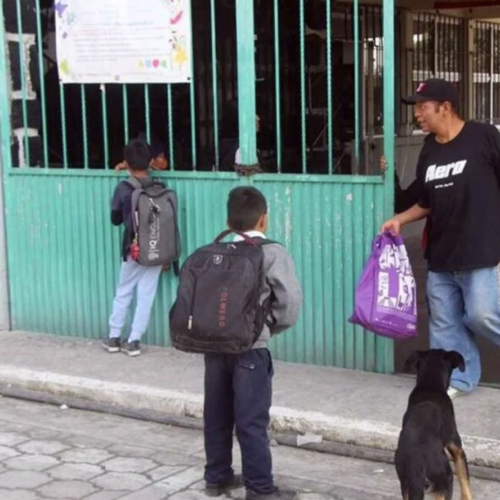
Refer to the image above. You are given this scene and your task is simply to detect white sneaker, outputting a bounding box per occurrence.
[447,387,466,400]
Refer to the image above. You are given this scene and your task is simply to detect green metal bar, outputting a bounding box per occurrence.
[59,83,68,168]
[122,85,129,144]
[353,0,360,166]
[325,0,333,174]
[144,84,151,143]
[310,184,324,362]
[301,188,314,363]
[210,0,220,169]
[56,175,70,333]
[299,0,307,173]
[342,183,354,368]
[235,0,258,166]
[34,0,48,168]
[352,184,364,368]
[92,181,107,335]
[383,0,395,207]
[290,183,305,361]
[101,84,109,169]
[332,186,344,366]
[77,179,92,331]
[321,185,334,364]
[8,168,384,184]
[167,85,175,171]
[80,85,89,169]
[382,0,395,373]
[15,0,30,167]
[363,185,376,370]
[273,0,282,172]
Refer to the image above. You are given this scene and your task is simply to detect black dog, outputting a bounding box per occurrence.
[395,349,472,500]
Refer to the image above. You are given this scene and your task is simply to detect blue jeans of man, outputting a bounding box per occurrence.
[204,348,274,494]
[427,265,500,392]
[109,258,162,342]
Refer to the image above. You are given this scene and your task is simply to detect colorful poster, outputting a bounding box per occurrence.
[55,0,192,84]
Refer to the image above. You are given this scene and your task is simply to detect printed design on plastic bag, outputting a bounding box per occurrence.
[377,241,416,318]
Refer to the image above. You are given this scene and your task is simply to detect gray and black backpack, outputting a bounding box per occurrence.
[126,177,181,271]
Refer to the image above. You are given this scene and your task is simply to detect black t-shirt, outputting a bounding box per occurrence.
[416,121,500,272]
[110,177,154,261]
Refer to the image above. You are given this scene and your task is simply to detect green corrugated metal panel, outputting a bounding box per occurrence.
[5,170,392,373]
[254,174,392,372]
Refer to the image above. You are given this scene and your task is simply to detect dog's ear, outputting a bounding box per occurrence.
[403,351,425,372]
[446,350,465,372]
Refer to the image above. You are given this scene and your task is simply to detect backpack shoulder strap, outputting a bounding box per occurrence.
[152,178,167,188]
[254,238,280,246]
[214,229,251,243]
[214,231,281,246]
[125,176,143,190]
[125,177,144,233]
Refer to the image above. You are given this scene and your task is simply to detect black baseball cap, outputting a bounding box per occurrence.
[402,79,458,108]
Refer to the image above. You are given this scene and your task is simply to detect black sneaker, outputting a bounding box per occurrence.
[121,341,141,357]
[245,488,297,500]
[206,474,244,497]
[102,338,121,353]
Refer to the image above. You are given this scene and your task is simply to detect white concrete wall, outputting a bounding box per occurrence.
[369,133,426,239]
[395,134,426,240]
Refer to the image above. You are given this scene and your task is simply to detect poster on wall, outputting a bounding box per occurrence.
[55,0,192,84]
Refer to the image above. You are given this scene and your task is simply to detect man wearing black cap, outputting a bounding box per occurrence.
[381,78,500,398]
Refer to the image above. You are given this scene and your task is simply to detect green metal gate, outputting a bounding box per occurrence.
[0,0,395,372]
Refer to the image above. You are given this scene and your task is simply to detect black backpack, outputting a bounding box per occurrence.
[169,230,273,354]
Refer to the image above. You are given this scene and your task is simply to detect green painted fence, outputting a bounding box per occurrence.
[5,169,392,371]
[0,0,396,373]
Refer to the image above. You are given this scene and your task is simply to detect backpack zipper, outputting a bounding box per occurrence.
[188,276,197,330]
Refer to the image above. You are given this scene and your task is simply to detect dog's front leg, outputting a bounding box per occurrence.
[446,441,472,500]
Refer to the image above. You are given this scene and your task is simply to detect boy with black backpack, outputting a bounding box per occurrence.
[169,187,302,499]
[103,138,180,357]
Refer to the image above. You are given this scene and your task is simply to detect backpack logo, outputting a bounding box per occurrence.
[218,287,228,327]
[148,211,160,261]
[213,254,223,265]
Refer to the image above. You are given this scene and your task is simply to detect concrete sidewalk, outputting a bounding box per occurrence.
[1,331,499,470]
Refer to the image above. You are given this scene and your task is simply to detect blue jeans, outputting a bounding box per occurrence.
[109,258,162,342]
[427,266,500,392]
[204,349,274,494]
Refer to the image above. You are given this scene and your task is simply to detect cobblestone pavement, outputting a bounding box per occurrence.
[0,397,499,499]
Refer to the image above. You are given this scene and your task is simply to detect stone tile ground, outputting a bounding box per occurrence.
[0,397,498,499]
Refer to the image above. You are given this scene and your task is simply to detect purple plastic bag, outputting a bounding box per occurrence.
[349,232,417,340]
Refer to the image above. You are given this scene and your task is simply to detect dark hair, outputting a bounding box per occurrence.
[137,132,165,158]
[433,101,459,116]
[227,187,267,231]
[124,138,152,171]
